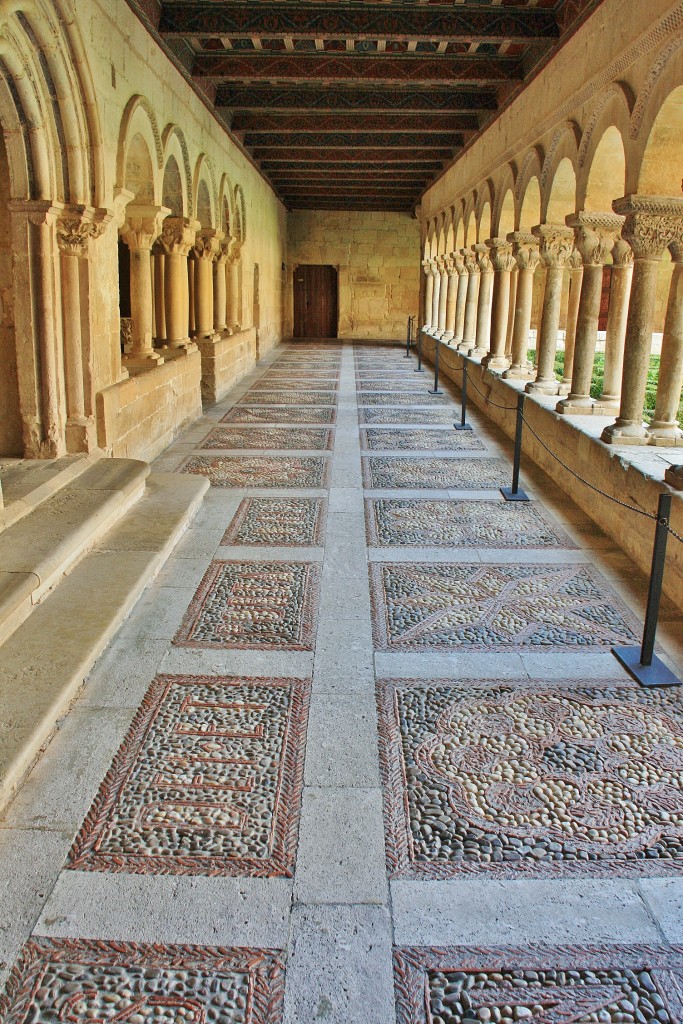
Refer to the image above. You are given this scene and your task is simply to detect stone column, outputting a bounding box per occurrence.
[226,240,242,333]
[120,204,170,368]
[526,224,574,395]
[56,205,111,451]
[435,256,448,338]
[451,252,468,345]
[503,233,540,380]
[482,239,515,371]
[595,238,634,410]
[442,257,457,342]
[558,249,583,395]
[649,242,683,444]
[430,259,441,333]
[458,247,481,353]
[421,259,434,330]
[193,229,223,341]
[153,244,166,346]
[602,196,683,444]
[505,268,518,359]
[159,217,200,349]
[471,243,494,359]
[556,212,623,414]
[213,239,230,335]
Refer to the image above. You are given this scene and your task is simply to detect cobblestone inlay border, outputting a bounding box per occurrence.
[393,944,683,1024]
[369,562,640,652]
[360,428,486,452]
[68,674,309,877]
[361,456,509,491]
[175,560,321,650]
[0,937,286,1024]
[198,427,335,451]
[222,497,327,547]
[235,392,336,406]
[248,382,339,393]
[221,407,337,425]
[179,455,331,489]
[356,381,439,393]
[378,678,683,879]
[365,498,577,549]
[357,393,450,406]
[358,407,458,426]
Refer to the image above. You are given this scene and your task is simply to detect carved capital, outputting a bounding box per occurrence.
[159,216,200,257]
[567,248,583,271]
[612,195,683,261]
[444,256,456,276]
[449,251,466,274]
[428,258,440,279]
[120,204,170,253]
[486,238,516,274]
[531,224,575,268]
[670,241,683,265]
[461,247,480,275]
[507,232,540,271]
[436,254,449,274]
[611,237,634,267]
[193,228,224,262]
[8,199,61,228]
[566,211,624,266]
[473,242,492,274]
[227,237,242,264]
[421,258,432,277]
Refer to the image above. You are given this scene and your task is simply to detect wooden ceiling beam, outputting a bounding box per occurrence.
[231,112,480,133]
[215,86,497,113]
[246,131,462,149]
[255,148,452,162]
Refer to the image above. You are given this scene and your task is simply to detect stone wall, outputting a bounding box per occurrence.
[286,210,420,340]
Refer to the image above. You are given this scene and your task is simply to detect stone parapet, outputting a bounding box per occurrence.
[197,326,257,405]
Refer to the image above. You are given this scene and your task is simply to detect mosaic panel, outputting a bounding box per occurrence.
[369,562,639,652]
[249,382,338,392]
[359,406,457,425]
[236,391,336,406]
[199,427,334,451]
[221,406,336,425]
[175,561,321,651]
[357,380,437,392]
[0,938,285,1024]
[365,499,576,548]
[379,678,683,879]
[360,428,486,452]
[259,374,339,383]
[180,455,330,488]
[362,456,509,490]
[68,674,309,876]
[222,497,327,547]
[358,392,449,406]
[394,945,683,1024]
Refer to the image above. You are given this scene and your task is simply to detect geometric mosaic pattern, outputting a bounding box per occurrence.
[358,392,446,406]
[221,406,336,425]
[222,497,327,547]
[378,679,683,879]
[360,428,486,452]
[174,561,321,650]
[238,391,336,406]
[393,944,683,1024]
[357,380,437,392]
[199,427,334,451]
[68,675,309,876]
[180,455,330,488]
[365,498,576,548]
[369,563,640,651]
[251,382,338,392]
[362,456,509,490]
[0,937,285,1024]
[359,407,458,425]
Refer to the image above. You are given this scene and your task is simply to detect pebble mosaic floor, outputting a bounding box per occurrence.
[1,342,682,1024]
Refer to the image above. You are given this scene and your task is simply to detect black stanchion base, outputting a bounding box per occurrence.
[454,423,473,431]
[500,487,530,502]
[414,367,425,373]
[428,388,444,396]
[611,646,681,688]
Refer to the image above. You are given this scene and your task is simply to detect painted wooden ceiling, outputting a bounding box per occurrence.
[127,0,606,214]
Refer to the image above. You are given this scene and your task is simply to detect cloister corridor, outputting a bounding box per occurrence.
[1,341,682,1024]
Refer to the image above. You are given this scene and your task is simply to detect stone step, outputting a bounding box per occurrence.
[0,454,103,533]
[0,470,209,813]
[0,458,152,647]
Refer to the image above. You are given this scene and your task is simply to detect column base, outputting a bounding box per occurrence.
[66,417,98,453]
[123,351,165,371]
[457,340,473,353]
[590,398,621,416]
[600,420,649,445]
[647,423,683,446]
[469,347,488,360]
[665,464,683,489]
[162,339,198,354]
[482,355,510,372]
[503,364,534,381]
[556,396,594,415]
[525,377,559,396]
[441,332,454,343]
[558,379,572,396]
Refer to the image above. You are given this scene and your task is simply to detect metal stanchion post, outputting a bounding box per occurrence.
[415,328,425,373]
[454,359,473,431]
[613,493,681,687]
[428,337,443,396]
[500,392,529,501]
[404,316,412,358]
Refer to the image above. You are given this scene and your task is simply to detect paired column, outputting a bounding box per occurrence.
[429,259,441,334]
[421,259,434,331]
[602,195,683,444]
[225,240,242,333]
[458,247,480,353]
[452,252,468,345]
[526,224,574,395]
[442,257,458,342]
[503,233,540,380]
[471,243,494,359]
[159,217,200,349]
[213,238,230,335]
[594,238,633,411]
[649,242,683,445]
[558,249,583,395]
[482,238,516,371]
[557,212,623,414]
[120,204,170,369]
[193,229,224,341]
[434,255,448,337]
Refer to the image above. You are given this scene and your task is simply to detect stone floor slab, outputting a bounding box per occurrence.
[179,455,331,489]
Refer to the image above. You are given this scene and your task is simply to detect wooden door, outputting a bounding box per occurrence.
[598,266,612,331]
[293,264,338,338]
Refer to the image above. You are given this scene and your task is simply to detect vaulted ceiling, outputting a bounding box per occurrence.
[128,0,606,214]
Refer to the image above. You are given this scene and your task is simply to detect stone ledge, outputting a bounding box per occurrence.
[197,326,257,405]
